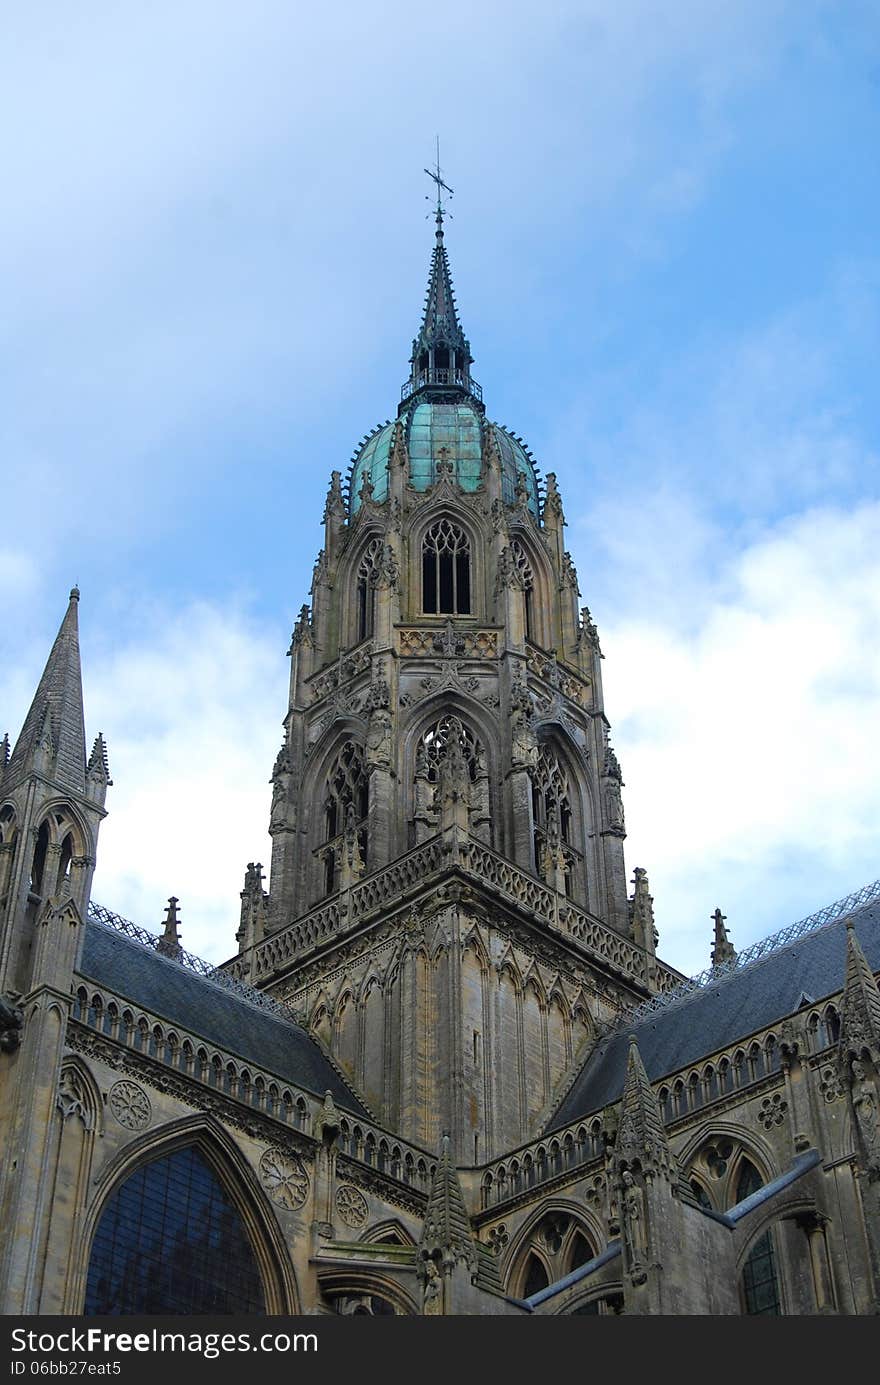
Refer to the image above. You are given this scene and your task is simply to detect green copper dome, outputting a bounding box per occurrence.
[348,213,541,517]
[349,399,541,517]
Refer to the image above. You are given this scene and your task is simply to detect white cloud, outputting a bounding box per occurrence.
[83,600,288,963]
[600,501,880,976]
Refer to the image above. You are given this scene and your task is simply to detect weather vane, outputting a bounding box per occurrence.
[424,136,453,222]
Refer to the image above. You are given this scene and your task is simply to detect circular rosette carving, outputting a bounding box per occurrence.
[336,1183,368,1230]
[108,1080,151,1131]
[259,1146,310,1210]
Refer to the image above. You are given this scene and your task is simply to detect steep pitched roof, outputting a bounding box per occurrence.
[77,919,369,1117]
[7,588,87,795]
[550,901,880,1130]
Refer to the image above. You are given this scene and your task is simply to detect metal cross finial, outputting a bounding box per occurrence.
[424,136,453,226]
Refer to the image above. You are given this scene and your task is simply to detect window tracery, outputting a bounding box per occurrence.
[685,1140,782,1316]
[511,539,535,641]
[529,745,576,890]
[422,520,471,615]
[85,1145,265,1315]
[355,537,383,643]
[320,741,369,895]
[510,1213,596,1301]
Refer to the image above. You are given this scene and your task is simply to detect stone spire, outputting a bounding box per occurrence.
[630,869,657,956]
[710,908,737,968]
[157,896,182,960]
[6,588,88,795]
[615,1035,679,1183]
[420,1135,477,1275]
[839,919,880,1064]
[405,210,476,404]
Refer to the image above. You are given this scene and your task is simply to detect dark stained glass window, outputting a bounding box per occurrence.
[85,1145,265,1315]
[736,1160,781,1316]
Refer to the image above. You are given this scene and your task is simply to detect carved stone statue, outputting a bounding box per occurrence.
[366,707,393,769]
[605,780,625,831]
[851,1060,880,1173]
[422,1256,443,1315]
[511,709,538,769]
[621,1170,648,1283]
[0,994,23,1053]
[270,777,288,828]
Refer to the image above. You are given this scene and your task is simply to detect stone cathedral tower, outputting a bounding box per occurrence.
[232,205,679,1164]
[3,200,879,1319]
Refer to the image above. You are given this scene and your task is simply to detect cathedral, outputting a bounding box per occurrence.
[1,199,879,1318]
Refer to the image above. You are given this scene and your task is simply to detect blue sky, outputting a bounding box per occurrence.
[3,1,879,974]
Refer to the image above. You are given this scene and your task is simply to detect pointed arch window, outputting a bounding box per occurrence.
[529,745,576,887]
[422,520,470,615]
[85,1145,266,1315]
[417,716,481,784]
[355,538,382,644]
[321,741,369,895]
[736,1160,781,1316]
[511,539,535,641]
[30,820,50,895]
[413,715,488,844]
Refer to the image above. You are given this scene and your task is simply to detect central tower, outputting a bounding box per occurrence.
[232,200,676,1163]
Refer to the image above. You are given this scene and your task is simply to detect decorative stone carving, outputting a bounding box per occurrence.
[336,1183,369,1229]
[486,1224,509,1255]
[371,543,399,590]
[57,1067,92,1128]
[851,1060,880,1176]
[108,1079,151,1131]
[366,707,393,769]
[562,551,579,591]
[290,604,312,648]
[421,1256,443,1314]
[819,1064,841,1103]
[758,1093,788,1129]
[581,605,601,653]
[621,1170,648,1284]
[604,779,625,833]
[259,1146,310,1209]
[0,994,24,1053]
[495,545,523,595]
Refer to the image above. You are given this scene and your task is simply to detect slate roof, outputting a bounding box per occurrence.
[77,919,369,1118]
[549,900,880,1131]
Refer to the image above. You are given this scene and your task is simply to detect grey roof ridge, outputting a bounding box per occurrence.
[79,914,377,1123]
[622,879,880,1034]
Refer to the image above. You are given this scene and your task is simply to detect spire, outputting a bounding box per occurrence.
[839,918,880,1062]
[615,1035,681,1186]
[157,896,182,960]
[7,588,87,795]
[710,908,737,968]
[401,158,480,408]
[420,1135,477,1275]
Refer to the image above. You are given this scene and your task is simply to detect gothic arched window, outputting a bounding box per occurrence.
[529,745,575,890]
[422,520,470,615]
[355,538,382,644]
[418,716,481,784]
[85,1145,266,1315]
[511,539,535,641]
[321,741,369,894]
[736,1160,781,1316]
[412,716,489,845]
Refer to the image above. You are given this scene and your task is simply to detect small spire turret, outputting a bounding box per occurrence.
[157,896,182,960]
[710,908,736,968]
